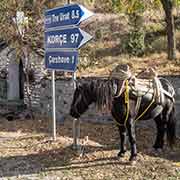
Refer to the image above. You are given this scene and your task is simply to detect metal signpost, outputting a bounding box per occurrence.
[44,2,94,142]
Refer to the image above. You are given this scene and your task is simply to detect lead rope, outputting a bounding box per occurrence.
[113,79,156,127]
[124,80,129,127]
[113,79,129,127]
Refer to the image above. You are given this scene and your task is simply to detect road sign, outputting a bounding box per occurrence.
[45,4,94,29]
[45,50,78,71]
[45,27,92,49]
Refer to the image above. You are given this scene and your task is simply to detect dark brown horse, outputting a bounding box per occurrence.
[70,78,176,161]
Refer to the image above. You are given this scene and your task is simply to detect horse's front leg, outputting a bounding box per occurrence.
[153,114,165,150]
[117,125,127,157]
[127,118,137,161]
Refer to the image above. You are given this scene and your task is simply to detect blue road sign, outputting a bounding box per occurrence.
[45,4,94,29]
[45,51,78,71]
[45,27,92,49]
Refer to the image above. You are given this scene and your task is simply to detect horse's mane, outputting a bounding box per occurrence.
[79,79,114,112]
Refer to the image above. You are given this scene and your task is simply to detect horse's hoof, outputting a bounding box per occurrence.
[129,155,137,162]
[130,160,137,166]
[117,151,126,158]
[156,148,163,152]
[154,148,163,154]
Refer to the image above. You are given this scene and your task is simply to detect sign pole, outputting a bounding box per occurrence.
[72,72,80,150]
[66,0,80,150]
[44,0,94,145]
[52,70,56,141]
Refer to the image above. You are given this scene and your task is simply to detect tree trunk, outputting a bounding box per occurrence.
[161,0,176,60]
[23,47,34,119]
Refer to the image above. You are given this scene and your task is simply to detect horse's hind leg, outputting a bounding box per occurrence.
[117,125,127,157]
[153,113,166,150]
[127,118,137,161]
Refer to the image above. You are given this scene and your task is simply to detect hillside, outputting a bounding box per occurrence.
[77,52,180,77]
[74,12,180,77]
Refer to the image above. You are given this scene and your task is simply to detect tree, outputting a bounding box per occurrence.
[112,0,179,60]
[160,0,176,59]
[0,0,49,116]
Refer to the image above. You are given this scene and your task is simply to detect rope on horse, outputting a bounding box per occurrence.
[109,64,157,127]
[112,79,130,127]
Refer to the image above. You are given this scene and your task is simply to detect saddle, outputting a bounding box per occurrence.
[130,68,164,104]
[110,64,175,120]
[110,65,163,103]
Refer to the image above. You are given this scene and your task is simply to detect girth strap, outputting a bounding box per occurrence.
[134,96,142,119]
[134,89,156,122]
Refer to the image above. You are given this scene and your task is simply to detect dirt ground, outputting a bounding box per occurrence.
[0,117,179,180]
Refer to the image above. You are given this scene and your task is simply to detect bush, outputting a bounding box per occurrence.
[124,30,145,56]
[123,14,145,56]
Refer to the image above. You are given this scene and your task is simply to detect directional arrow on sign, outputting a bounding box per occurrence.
[45,4,94,29]
[45,27,92,49]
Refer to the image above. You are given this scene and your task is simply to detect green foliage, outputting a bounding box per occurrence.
[123,14,145,56]
[145,23,164,33]
[173,0,180,6]
[124,30,145,56]
[152,0,162,9]
[147,36,167,53]
[126,0,146,14]
[112,0,147,14]
[112,0,124,12]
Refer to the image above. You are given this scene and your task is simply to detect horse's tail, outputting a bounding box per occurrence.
[167,105,176,147]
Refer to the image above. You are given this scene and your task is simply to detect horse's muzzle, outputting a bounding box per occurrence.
[69,107,80,118]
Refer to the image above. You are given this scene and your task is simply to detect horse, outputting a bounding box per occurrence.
[70,77,176,161]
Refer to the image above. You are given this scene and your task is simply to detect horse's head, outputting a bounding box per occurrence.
[70,81,95,118]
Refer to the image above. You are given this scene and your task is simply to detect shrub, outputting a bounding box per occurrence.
[123,13,145,56]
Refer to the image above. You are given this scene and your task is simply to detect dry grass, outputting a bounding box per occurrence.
[77,52,180,77]
[0,117,179,179]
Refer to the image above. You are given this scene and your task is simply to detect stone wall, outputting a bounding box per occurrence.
[38,76,180,136]
[39,78,111,123]
[39,78,74,121]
